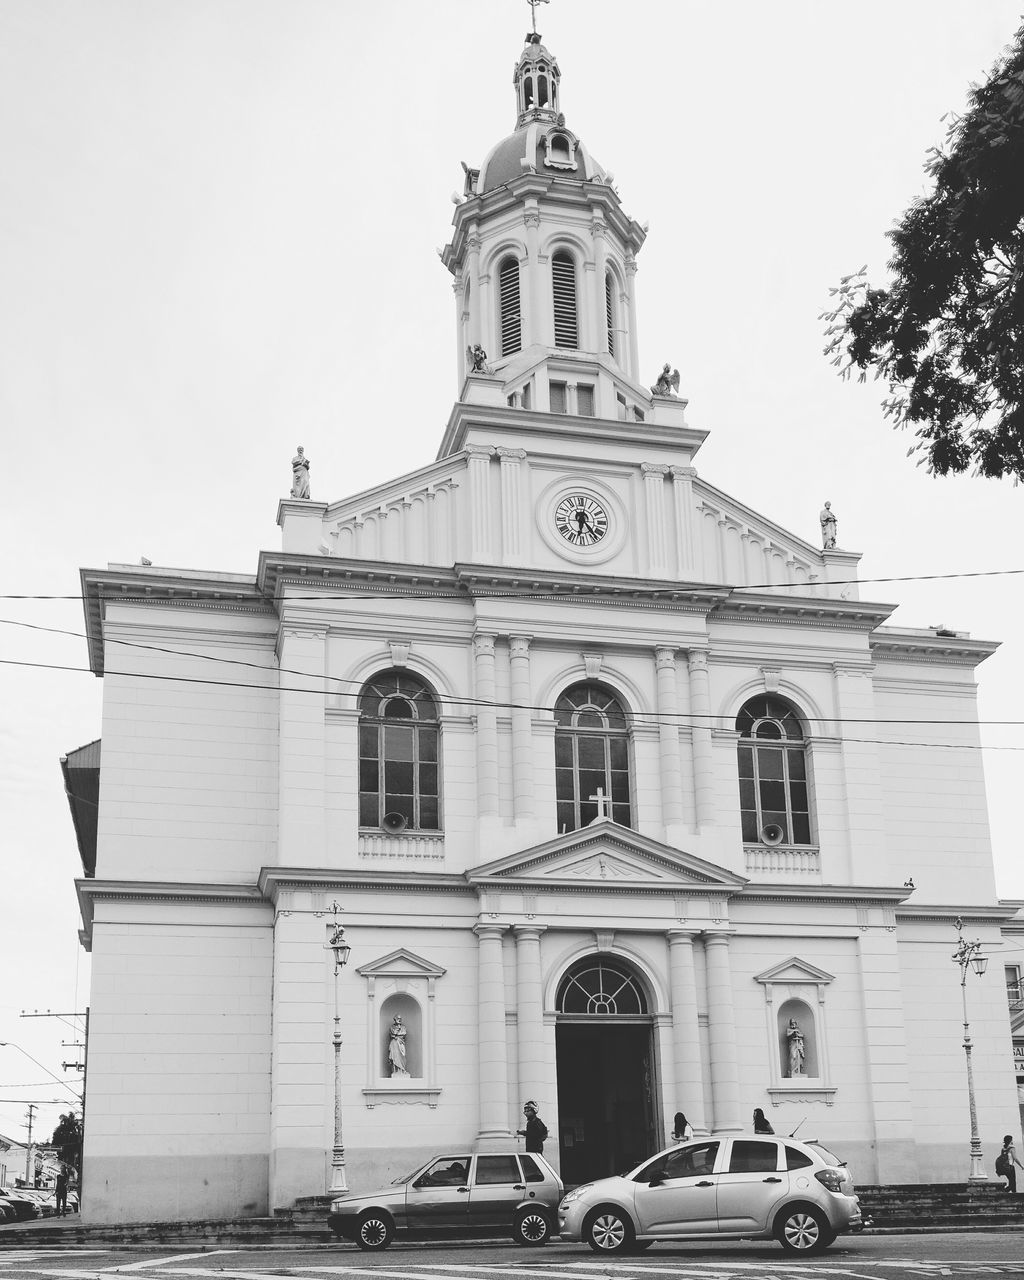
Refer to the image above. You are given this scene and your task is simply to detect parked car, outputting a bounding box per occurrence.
[328,1150,563,1249]
[16,1190,55,1217]
[0,1198,17,1223]
[0,1187,41,1221]
[558,1134,862,1255]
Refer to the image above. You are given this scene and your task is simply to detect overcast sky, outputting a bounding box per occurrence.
[2,0,1023,1144]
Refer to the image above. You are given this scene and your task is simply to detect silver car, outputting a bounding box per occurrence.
[328,1149,563,1250]
[558,1134,862,1255]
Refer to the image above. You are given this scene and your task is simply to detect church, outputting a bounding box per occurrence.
[65,20,1021,1224]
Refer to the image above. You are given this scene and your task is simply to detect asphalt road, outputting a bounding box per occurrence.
[2,1236,1024,1279]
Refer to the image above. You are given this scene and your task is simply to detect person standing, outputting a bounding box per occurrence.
[672,1111,693,1141]
[517,1101,548,1153]
[996,1134,1024,1191]
[753,1108,775,1134]
[54,1166,69,1217]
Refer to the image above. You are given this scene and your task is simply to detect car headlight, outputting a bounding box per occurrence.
[560,1184,592,1207]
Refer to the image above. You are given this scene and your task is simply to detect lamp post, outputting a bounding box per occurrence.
[324,908,352,1195]
[952,916,989,1183]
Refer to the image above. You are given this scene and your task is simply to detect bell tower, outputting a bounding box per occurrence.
[441,17,654,425]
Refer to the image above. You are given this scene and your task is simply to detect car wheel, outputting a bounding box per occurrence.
[776,1205,833,1254]
[354,1210,394,1251]
[512,1207,551,1246]
[584,1205,635,1254]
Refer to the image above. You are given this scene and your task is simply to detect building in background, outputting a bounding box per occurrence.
[64,25,1021,1223]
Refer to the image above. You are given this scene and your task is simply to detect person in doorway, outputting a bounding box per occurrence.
[753,1108,775,1134]
[672,1111,693,1142]
[517,1100,548,1153]
[54,1167,69,1217]
[996,1134,1024,1191]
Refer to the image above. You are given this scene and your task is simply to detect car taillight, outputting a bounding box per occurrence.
[814,1168,845,1193]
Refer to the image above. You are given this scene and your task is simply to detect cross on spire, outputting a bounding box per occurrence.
[527,0,549,38]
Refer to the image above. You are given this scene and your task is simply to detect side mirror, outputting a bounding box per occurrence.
[648,1174,666,1188]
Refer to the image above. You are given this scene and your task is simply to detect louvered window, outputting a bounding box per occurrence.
[550,381,568,414]
[552,250,578,349]
[577,384,595,416]
[499,257,522,356]
[605,273,616,357]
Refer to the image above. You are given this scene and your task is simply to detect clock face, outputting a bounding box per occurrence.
[555,493,609,547]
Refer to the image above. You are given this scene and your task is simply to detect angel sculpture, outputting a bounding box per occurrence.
[467,344,491,374]
[651,363,681,397]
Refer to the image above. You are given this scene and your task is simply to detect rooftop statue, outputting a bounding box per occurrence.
[651,363,681,397]
[467,344,492,375]
[820,501,838,549]
[290,446,311,500]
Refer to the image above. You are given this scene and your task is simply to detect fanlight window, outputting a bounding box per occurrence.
[736,695,811,846]
[359,671,440,831]
[554,682,632,832]
[557,959,648,1016]
[499,256,522,356]
[552,250,579,348]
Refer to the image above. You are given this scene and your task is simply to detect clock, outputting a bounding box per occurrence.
[554,492,609,547]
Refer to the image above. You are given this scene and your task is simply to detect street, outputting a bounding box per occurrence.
[2,1236,1024,1279]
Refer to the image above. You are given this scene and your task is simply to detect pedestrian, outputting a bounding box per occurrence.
[753,1107,775,1134]
[672,1111,693,1141]
[996,1134,1023,1192]
[54,1167,69,1217]
[517,1100,548,1153]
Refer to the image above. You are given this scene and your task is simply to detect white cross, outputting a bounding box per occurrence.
[589,787,611,820]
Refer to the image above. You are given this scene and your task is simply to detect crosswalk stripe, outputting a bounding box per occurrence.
[116,1253,239,1271]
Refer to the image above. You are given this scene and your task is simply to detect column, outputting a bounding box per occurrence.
[498,448,527,564]
[642,463,670,576]
[509,635,535,820]
[466,231,482,349]
[475,924,512,1143]
[474,634,500,819]
[514,925,546,1117]
[668,929,706,1132]
[592,216,609,353]
[625,253,640,380]
[466,444,493,562]
[670,466,698,579]
[704,930,742,1133]
[523,204,542,346]
[687,647,715,829]
[454,270,467,385]
[655,647,685,827]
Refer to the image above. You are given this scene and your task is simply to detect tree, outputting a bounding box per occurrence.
[51,1112,82,1174]
[822,22,1024,480]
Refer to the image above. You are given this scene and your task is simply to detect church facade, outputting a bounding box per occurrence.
[69,29,1020,1224]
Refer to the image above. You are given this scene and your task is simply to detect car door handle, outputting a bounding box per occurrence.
[696,1180,715,1187]
[513,1184,525,1190]
[763,1176,782,1183]
[457,1187,470,1193]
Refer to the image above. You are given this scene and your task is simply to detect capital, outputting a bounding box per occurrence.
[509,635,532,659]
[473,634,497,658]
[641,462,670,476]
[670,466,698,480]
[496,447,528,461]
[687,648,709,672]
[465,444,495,460]
[654,646,676,670]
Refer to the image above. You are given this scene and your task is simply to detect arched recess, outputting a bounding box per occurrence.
[554,681,633,830]
[536,662,649,725]
[332,650,458,715]
[380,992,423,1078]
[754,957,836,1106]
[356,669,442,832]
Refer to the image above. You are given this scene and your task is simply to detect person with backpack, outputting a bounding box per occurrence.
[517,1100,548,1153]
[996,1134,1023,1192]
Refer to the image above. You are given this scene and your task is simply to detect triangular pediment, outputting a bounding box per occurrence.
[754,956,835,985]
[355,947,447,980]
[465,820,747,891]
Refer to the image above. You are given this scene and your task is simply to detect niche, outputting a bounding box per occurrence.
[380,992,423,1079]
[777,997,818,1079]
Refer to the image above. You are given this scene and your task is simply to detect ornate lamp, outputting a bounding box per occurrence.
[952,917,989,1182]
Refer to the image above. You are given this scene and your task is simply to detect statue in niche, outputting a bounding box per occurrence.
[290,446,311,500]
[820,501,838,549]
[651,363,681,397]
[786,1017,806,1077]
[467,344,491,374]
[387,1014,409,1077]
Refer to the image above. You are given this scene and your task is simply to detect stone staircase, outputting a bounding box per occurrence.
[856,1182,1024,1232]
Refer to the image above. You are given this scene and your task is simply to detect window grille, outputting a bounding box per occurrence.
[552,251,579,349]
[557,958,647,1015]
[605,274,616,358]
[736,695,812,845]
[499,257,522,356]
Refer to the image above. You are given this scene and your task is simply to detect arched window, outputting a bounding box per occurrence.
[359,671,440,831]
[736,695,811,846]
[554,682,631,832]
[557,958,647,1015]
[552,249,579,348]
[498,256,522,356]
[605,271,616,357]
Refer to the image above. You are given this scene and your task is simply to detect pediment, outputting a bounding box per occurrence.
[754,956,835,986]
[465,820,747,891]
[355,947,447,980]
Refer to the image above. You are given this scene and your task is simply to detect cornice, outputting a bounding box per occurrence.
[76,878,267,939]
[258,867,472,901]
[737,883,914,906]
[718,593,894,633]
[870,629,999,668]
[894,903,1019,926]
[453,564,731,613]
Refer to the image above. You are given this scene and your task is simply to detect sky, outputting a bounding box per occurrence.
[2,0,1023,1146]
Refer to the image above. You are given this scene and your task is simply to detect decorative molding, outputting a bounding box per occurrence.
[594,930,615,952]
[363,1086,442,1109]
[760,666,781,693]
[582,652,603,679]
[357,833,445,862]
[767,1086,837,1106]
[388,640,411,667]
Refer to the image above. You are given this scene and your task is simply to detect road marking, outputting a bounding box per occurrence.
[115,1255,239,1272]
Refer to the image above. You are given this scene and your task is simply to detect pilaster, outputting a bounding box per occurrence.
[509,635,535,820]
[278,626,327,864]
[655,647,685,829]
[642,463,670,576]
[668,928,705,1133]
[687,647,715,830]
[704,930,742,1134]
[473,634,500,821]
[475,923,512,1145]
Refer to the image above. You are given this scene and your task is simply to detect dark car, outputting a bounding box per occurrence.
[328,1149,563,1249]
[0,1187,41,1221]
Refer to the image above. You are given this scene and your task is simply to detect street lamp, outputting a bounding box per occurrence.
[952,916,990,1183]
[324,908,351,1195]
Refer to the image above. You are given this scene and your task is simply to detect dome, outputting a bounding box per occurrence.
[477,122,607,194]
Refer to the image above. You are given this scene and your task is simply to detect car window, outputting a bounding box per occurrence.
[474,1155,520,1185]
[785,1145,814,1170]
[635,1141,720,1182]
[519,1154,547,1184]
[807,1141,845,1167]
[728,1140,780,1173]
[415,1156,470,1187]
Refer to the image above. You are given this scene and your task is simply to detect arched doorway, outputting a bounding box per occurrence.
[555,956,658,1183]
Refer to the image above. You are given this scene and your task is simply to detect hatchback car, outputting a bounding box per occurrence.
[558,1134,861,1255]
[328,1150,562,1249]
